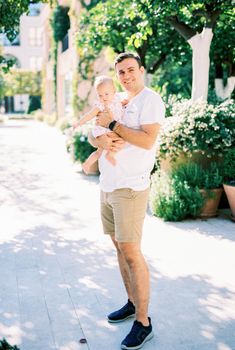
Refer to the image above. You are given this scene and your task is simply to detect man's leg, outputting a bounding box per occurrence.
[117,241,150,326]
[110,237,134,303]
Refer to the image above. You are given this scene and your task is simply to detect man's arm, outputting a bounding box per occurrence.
[112,122,161,150]
[96,110,161,149]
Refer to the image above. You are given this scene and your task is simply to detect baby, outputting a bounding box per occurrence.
[74,75,127,174]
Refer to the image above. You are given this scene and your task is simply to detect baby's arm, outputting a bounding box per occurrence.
[74,106,100,129]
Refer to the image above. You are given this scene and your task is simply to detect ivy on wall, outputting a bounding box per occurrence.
[50,3,70,97]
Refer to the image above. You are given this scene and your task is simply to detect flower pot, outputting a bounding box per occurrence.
[199,188,223,218]
[223,184,235,220]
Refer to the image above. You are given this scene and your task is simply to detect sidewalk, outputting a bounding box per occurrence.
[0,119,234,350]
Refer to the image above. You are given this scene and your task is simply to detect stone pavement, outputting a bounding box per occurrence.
[0,119,235,350]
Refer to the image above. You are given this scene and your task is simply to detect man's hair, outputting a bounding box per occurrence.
[114,52,142,68]
[94,75,115,89]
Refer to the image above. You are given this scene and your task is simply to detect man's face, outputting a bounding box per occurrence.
[115,58,144,92]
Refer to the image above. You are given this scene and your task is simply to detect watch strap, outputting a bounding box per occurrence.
[108,120,117,131]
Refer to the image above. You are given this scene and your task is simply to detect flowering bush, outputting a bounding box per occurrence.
[66,125,96,163]
[156,99,235,162]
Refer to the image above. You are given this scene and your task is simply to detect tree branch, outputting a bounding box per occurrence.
[147,53,167,74]
[167,16,196,41]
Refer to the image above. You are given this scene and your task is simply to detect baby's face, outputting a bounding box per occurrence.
[96,83,116,104]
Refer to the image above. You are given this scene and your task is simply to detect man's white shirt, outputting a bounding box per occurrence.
[98,87,165,192]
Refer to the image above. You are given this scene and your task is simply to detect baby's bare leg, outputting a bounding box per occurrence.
[105,151,117,166]
[82,148,102,174]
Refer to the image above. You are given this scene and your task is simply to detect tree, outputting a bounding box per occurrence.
[77,0,187,78]
[0,0,47,71]
[77,0,234,101]
[211,8,235,100]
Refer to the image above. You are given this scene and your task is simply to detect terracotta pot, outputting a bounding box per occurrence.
[223,184,235,220]
[199,188,223,218]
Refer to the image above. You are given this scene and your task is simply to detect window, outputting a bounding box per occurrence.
[30,57,42,70]
[29,27,43,46]
[28,4,42,16]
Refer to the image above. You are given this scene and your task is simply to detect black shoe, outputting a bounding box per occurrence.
[107,300,135,323]
[121,317,154,349]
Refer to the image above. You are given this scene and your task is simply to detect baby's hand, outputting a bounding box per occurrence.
[73,121,81,130]
[121,99,129,107]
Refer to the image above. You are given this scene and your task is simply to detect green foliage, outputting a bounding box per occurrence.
[76,0,185,75]
[3,70,41,96]
[66,127,96,163]
[27,96,41,114]
[150,169,204,221]
[0,0,46,73]
[156,99,235,162]
[50,5,70,43]
[171,162,223,190]
[77,0,234,99]
[50,5,70,101]
[222,148,235,185]
[0,338,20,350]
[150,160,225,221]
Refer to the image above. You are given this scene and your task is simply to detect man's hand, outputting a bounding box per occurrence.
[97,132,125,152]
[96,109,114,128]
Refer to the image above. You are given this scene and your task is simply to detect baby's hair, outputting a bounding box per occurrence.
[94,75,115,89]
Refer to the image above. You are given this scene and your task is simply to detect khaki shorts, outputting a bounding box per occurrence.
[100,187,150,243]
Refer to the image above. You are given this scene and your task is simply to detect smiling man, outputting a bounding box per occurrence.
[94,52,165,349]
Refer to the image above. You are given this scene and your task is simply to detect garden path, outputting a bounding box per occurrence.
[0,119,235,350]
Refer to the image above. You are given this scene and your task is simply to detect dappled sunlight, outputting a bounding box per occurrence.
[59,341,81,350]
[199,291,235,322]
[144,215,235,292]
[0,322,23,345]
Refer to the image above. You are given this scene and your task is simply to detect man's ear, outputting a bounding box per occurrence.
[140,66,145,74]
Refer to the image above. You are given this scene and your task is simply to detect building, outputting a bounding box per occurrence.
[0,3,44,113]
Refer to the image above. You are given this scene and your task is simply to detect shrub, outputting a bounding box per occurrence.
[156,99,235,162]
[66,126,96,163]
[150,161,224,221]
[0,338,20,350]
[27,95,41,114]
[150,169,204,221]
[222,148,235,185]
[172,162,223,190]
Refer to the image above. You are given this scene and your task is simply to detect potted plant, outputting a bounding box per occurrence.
[156,99,235,169]
[197,163,223,218]
[171,162,223,218]
[222,148,235,221]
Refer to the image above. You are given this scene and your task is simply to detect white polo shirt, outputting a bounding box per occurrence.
[98,87,165,192]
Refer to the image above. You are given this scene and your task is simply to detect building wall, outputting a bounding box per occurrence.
[1,4,45,112]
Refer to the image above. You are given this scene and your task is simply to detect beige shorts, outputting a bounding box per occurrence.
[100,187,150,243]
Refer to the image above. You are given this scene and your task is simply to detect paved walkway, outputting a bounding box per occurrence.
[0,119,235,350]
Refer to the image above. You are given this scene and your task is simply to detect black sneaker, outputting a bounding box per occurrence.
[121,317,154,349]
[107,300,135,323]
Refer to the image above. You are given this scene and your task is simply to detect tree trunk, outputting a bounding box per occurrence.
[214,63,235,100]
[188,27,213,101]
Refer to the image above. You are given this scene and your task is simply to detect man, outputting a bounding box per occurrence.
[91,52,165,349]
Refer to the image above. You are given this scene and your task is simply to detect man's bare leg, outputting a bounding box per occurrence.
[111,238,150,326]
[111,237,134,303]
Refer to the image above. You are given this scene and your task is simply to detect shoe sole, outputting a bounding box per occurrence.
[107,313,135,323]
[120,331,154,349]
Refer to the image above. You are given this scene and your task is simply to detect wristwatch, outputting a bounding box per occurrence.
[108,120,117,131]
